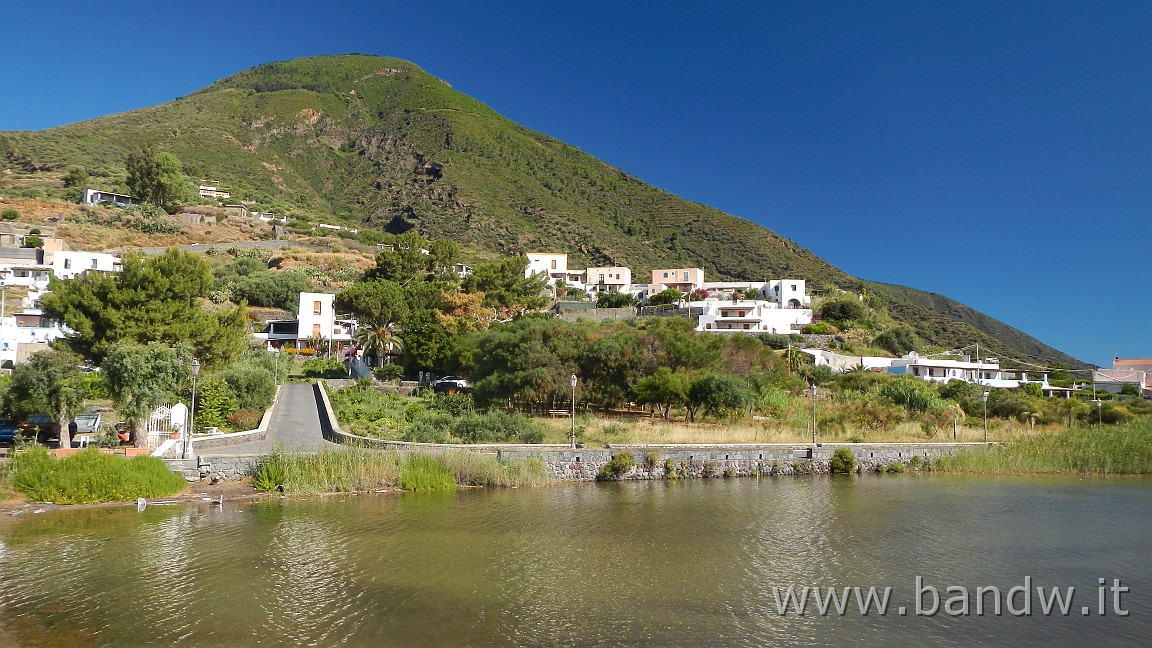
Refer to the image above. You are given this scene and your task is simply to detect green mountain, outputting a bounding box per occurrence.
[0,54,1084,368]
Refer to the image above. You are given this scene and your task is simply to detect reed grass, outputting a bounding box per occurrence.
[541,414,1021,446]
[255,446,552,493]
[8,447,187,504]
[934,419,1152,475]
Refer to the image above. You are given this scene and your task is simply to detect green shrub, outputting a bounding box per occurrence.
[830,447,857,474]
[802,321,837,335]
[373,364,404,380]
[402,420,450,444]
[885,462,907,474]
[450,411,543,444]
[226,410,263,432]
[252,458,287,493]
[302,358,347,378]
[596,452,636,481]
[220,363,275,411]
[0,208,18,221]
[398,455,456,492]
[596,292,635,308]
[10,447,186,504]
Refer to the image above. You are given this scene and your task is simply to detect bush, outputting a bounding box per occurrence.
[226,410,263,432]
[873,326,921,356]
[0,208,18,221]
[596,452,636,481]
[373,364,404,380]
[398,455,456,492]
[252,458,287,493]
[450,411,544,444]
[819,298,866,327]
[10,447,186,504]
[220,363,275,411]
[301,357,346,378]
[885,462,907,474]
[596,292,635,308]
[830,447,857,474]
[880,376,946,414]
[802,321,837,335]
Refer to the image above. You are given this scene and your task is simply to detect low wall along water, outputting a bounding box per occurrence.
[173,382,986,483]
[313,382,984,481]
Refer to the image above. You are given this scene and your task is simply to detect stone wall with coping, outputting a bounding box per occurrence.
[315,381,987,482]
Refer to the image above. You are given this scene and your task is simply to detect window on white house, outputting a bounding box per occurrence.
[91,259,98,269]
[313,301,322,316]
[64,259,72,269]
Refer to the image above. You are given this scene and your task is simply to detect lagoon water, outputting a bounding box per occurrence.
[1,476,1148,647]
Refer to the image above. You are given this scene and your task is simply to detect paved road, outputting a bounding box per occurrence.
[199,383,337,456]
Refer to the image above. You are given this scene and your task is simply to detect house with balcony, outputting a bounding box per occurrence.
[81,189,141,207]
[650,268,705,295]
[585,266,631,294]
[696,299,813,334]
[804,350,1070,397]
[0,310,64,371]
[198,184,231,200]
[525,253,585,287]
[262,292,356,355]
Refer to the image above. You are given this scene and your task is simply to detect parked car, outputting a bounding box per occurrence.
[0,419,18,443]
[19,414,60,443]
[71,413,102,434]
[432,376,470,394]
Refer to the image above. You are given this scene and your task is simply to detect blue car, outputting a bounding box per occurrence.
[0,419,17,443]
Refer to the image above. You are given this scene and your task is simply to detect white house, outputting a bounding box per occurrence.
[525,253,585,287]
[50,251,121,280]
[804,349,1068,397]
[0,310,64,371]
[696,299,813,334]
[81,189,141,207]
[198,184,231,200]
[263,292,356,353]
[764,279,811,308]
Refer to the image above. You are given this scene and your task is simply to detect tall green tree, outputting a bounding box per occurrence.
[4,350,86,448]
[102,342,189,447]
[633,367,691,420]
[461,257,548,314]
[125,149,187,210]
[41,249,248,366]
[336,279,410,327]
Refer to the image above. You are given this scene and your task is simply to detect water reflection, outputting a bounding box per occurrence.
[1,477,1149,646]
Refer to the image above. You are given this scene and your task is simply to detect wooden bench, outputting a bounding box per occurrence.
[548,409,571,418]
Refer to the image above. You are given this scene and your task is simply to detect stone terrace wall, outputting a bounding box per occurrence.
[316,381,987,482]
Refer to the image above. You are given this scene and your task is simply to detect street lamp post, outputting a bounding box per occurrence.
[273,347,280,386]
[809,382,817,448]
[1095,399,1103,427]
[981,390,990,444]
[185,358,201,459]
[569,373,578,450]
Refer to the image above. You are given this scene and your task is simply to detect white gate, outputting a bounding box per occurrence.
[145,403,187,449]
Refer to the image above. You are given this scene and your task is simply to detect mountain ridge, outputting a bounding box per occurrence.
[0,54,1085,369]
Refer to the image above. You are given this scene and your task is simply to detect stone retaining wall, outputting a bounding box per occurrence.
[316,381,987,482]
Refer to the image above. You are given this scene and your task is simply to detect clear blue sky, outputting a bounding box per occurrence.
[3,1,1149,367]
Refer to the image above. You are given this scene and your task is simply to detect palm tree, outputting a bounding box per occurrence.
[354,321,402,367]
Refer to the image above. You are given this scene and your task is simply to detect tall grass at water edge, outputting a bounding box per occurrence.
[3,447,187,504]
[253,446,552,493]
[934,419,1152,475]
